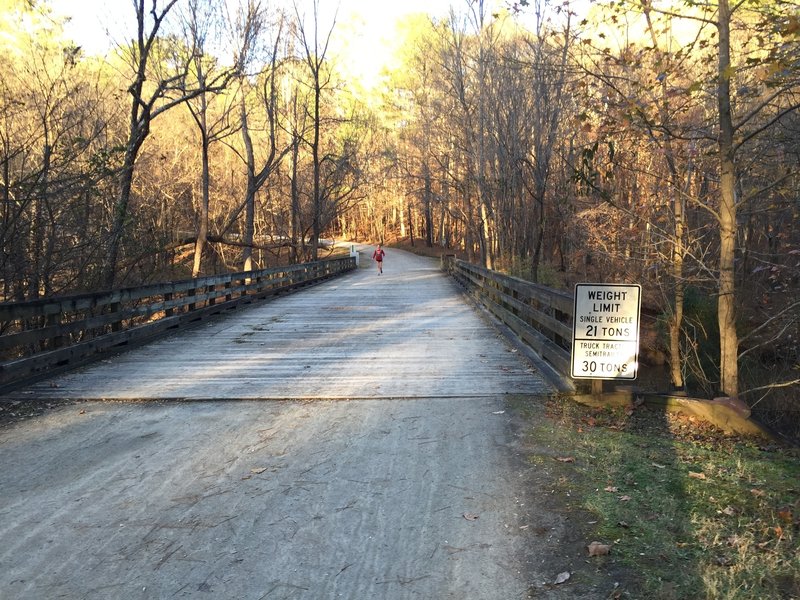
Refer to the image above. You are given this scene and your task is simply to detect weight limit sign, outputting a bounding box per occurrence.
[571,283,642,380]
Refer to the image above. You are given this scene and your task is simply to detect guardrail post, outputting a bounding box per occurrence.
[207,284,216,306]
[110,302,122,332]
[46,312,66,349]
[164,292,174,317]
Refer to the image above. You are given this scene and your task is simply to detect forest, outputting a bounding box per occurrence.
[1,0,798,435]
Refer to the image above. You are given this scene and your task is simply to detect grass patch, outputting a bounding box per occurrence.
[519,395,800,599]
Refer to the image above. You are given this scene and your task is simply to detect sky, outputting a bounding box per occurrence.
[49,0,458,55]
[46,0,460,89]
[48,0,591,88]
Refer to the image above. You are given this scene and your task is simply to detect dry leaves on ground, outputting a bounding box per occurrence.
[587,541,612,557]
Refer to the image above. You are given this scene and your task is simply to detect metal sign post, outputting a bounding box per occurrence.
[571,284,642,390]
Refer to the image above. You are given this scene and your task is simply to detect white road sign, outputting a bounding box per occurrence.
[571,283,641,380]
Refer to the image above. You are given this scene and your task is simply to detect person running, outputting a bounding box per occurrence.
[372,244,385,274]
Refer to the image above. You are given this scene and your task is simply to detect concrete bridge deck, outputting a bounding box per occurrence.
[0,247,575,600]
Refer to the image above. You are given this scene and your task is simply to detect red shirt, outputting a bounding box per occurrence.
[373,248,385,261]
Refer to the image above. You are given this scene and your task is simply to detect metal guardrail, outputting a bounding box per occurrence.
[0,257,356,389]
[442,256,574,378]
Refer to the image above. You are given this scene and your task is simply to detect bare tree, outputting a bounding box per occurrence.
[233,2,290,272]
[522,0,573,283]
[102,0,229,288]
[294,0,336,260]
[179,0,241,277]
[0,2,116,299]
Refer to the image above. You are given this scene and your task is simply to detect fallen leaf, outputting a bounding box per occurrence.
[587,541,612,557]
[492,410,506,415]
[774,526,783,538]
[651,463,666,469]
[750,488,766,497]
[777,508,793,523]
[721,506,736,516]
[556,456,576,463]
[688,471,706,480]
[618,495,632,502]
[604,486,619,493]
[463,513,479,521]
[554,571,571,585]
[250,467,267,474]
[617,521,630,528]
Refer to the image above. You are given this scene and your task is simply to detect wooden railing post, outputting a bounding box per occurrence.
[110,302,122,332]
[207,284,216,306]
[46,312,65,349]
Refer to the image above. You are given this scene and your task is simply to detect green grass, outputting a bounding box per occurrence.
[519,395,800,599]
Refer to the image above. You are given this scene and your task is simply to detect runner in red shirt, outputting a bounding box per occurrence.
[372,244,385,274]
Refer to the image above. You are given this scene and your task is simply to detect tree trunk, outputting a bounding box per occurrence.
[192,89,210,277]
[311,77,321,261]
[643,7,685,389]
[423,162,434,247]
[240,93,256,272]
[290,137,300,263]
[717,0,738,397]
[408,202,414,247]
[104,149,137,288]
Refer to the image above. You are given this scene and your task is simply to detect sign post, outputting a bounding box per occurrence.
[571,284,642,388]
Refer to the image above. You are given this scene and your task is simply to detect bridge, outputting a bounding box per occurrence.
[2,246,555,401]
[0,246,575,599]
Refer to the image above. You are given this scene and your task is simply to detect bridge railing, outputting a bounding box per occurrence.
[442,256,573,378]
[0,257,356,389]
